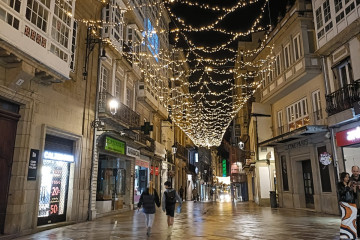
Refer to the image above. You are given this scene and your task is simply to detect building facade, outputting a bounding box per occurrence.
[312,0,360,185]
[0,0,97,234]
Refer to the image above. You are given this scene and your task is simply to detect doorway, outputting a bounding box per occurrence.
[302,160,314,208]
[0,102,20,234]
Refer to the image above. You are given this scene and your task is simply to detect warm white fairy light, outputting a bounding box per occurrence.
[52,0,277,147]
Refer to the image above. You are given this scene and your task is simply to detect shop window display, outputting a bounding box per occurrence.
[96,155,126,210]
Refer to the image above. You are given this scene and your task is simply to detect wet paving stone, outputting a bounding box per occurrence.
[15,202,341,240]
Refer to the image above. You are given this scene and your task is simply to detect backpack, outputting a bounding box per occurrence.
[165,190,176,204]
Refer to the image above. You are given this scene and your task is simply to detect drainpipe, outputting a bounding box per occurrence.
[88,11,103,221]
[322,56,340,183]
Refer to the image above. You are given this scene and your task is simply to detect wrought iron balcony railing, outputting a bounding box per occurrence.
[326,81,360,116]
[176,143,189,160]
[98,92,140,128]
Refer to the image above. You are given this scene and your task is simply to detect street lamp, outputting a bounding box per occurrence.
[108,99,119,115]
[172,144,177,155]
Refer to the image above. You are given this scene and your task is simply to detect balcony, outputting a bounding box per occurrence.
[261,54,322,104]
[98,92,140,128]
[276,109,326,136]
[175,143,188,161]
[325,81,360,116]
[137,82,168,119]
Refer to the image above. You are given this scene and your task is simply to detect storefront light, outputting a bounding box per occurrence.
[347,127,360,141]
[43,151,74,163]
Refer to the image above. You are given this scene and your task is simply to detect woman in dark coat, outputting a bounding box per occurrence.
[338,172,357,239]
[137,181,160,236]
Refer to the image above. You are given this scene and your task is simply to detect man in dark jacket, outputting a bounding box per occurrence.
[137,181,160,236]
[350,166,360,235]
[162,181,182,237]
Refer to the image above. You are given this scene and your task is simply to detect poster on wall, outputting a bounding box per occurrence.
[49,167,62,216]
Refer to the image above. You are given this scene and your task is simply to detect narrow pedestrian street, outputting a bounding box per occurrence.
[15,202,340,240]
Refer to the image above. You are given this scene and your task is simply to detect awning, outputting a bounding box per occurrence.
[259,125,328,147]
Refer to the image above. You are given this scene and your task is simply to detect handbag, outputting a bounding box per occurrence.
[345,191,354,203]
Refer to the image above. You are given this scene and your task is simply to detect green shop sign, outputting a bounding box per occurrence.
[105,136,126,154]
[222,159,227,177]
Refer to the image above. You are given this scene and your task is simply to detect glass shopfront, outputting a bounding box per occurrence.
[38,135,74,226]
[96,154,126,212]
[337,126,360,173]
[134,159,149,204]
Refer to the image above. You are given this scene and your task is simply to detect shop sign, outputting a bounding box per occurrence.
[222,159,227,177]
[105,136,125,154]
[286,139,308,150]
[319,152,332,166]
[136,159,150,168]
[126,146,140,158]
[150,166,159,176]
[27,149,40,180]
[336,126,360,147]
[44,150,74,163]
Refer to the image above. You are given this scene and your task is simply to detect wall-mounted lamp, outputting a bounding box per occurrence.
[238,141,244,150]
[83,26,107,80]
[172,143,177,154]
[109,98,119,115]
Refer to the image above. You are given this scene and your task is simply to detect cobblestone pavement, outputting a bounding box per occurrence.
[15,201,341,240]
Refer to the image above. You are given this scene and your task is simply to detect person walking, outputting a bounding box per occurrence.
[192,187,198,202]
[162,181,182,236]
[179,186,184,201]
[137,181,160,237]
[338,172,357,239]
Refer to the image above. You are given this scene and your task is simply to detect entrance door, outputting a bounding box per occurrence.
[302,160,314,208]
[0,107,20,234]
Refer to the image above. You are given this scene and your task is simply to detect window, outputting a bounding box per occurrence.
[281,156,289,191]
[345,2,355,14]
[315,7,323,29]
[100,65,109,93]
[286,98,309,131]
[293,34,302,61]
[102,0,124,51]
[334,0,343,12]
[277,110,284,135]
[115,78,121,99]
[126,87,132,107]
[284,44,291,69]
[317,146,332,192]
[70,21,77,71]
[275,54,281,76]
[333,58,353,89]
[323,0,331,23]
[26,0,50,32]
[312,90,323,121]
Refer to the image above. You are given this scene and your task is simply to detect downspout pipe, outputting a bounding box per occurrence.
[88,11,103,221]
[322,56,339,183]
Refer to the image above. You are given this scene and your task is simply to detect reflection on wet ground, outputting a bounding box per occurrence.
[15,201,340,240]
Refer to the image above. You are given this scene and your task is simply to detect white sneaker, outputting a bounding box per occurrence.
[167,226,173,236]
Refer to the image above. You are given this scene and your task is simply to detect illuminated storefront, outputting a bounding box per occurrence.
[96,136,129,214]
[336,126,360,172]
[134,157,150,204]
[37,135,74,226]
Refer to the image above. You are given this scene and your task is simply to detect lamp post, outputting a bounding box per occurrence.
[171,143,177,187]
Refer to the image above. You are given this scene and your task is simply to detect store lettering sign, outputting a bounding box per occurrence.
[136,159,150,168]
[336,126,360,147]
[126,146,140,158]
[105,136,125,154]
[44,151,74,163]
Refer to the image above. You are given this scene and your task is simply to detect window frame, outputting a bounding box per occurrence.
[283,43,291,69]
[293,34,302,62]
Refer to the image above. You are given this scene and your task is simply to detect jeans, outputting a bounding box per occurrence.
[145,213,155,228]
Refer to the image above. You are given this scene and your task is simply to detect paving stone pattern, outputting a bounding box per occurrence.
[15,202,341,240]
